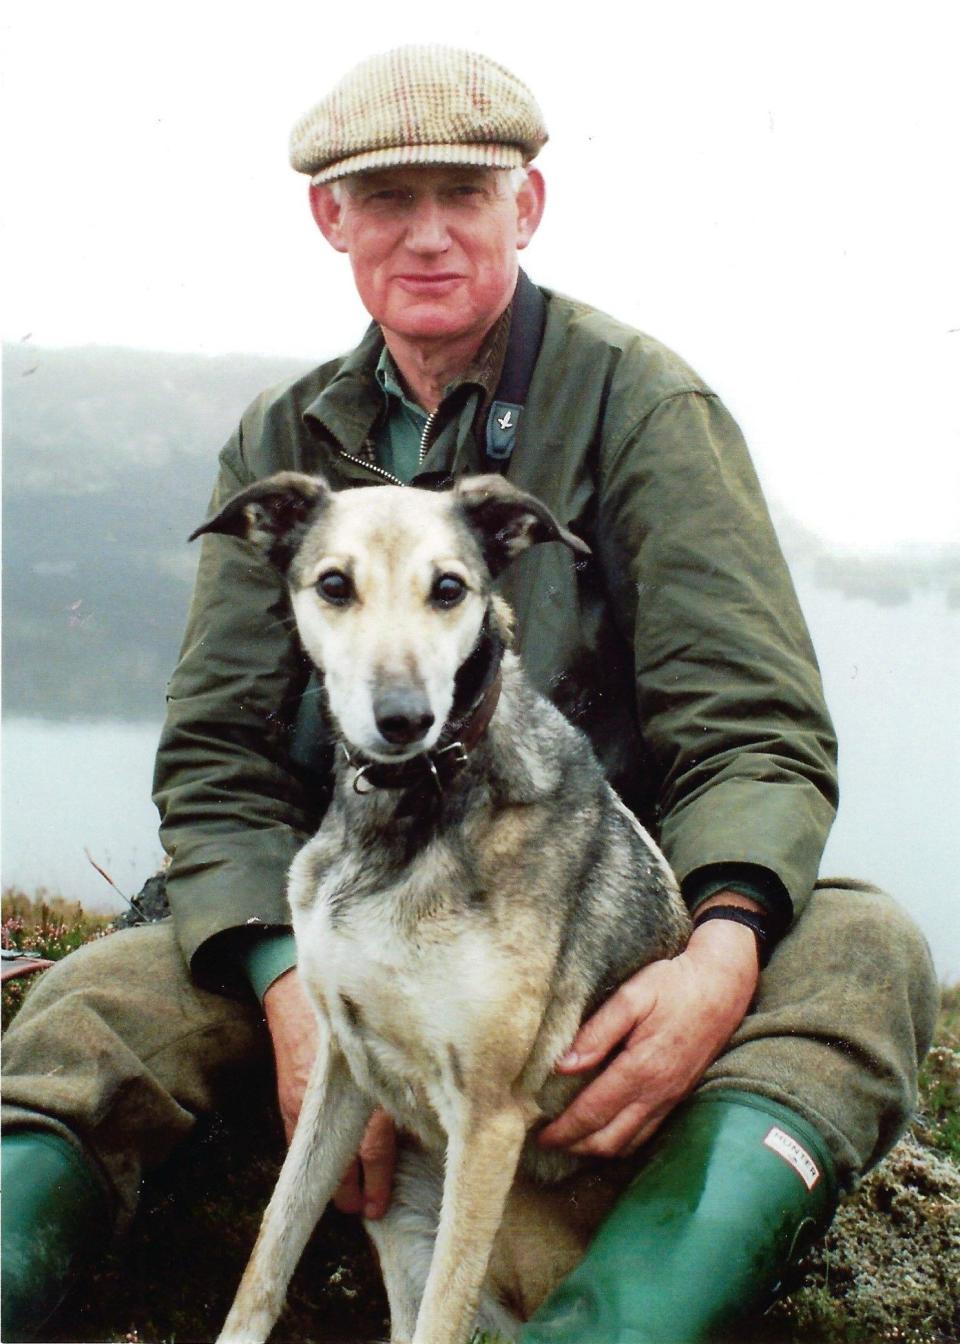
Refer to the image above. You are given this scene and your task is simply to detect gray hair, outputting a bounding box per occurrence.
[329,166,528,205]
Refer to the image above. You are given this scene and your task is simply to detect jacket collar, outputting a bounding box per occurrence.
[302,322,385,463]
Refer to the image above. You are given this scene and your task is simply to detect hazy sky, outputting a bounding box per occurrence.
[4,1,958,549]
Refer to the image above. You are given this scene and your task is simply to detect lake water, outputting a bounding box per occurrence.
[1,718,166,912]
[2,587,958,979]
[796,583,960,981]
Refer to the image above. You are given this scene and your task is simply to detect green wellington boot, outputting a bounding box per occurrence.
[1,1130,113,1341]
[521,1090,838,1344]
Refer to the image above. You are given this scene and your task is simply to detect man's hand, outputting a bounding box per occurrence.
[331,1108,397,1220]
[262,966,319,1143]
[537,893,762,1157]
[262,968,397,1219]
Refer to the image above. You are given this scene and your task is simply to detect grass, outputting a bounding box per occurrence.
[915,985,960,1163]
[3,890,958,1343]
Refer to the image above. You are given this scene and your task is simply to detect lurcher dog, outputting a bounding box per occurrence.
[193,472,691,1344]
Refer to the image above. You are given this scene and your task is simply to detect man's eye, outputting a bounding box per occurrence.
[316,570,353,605]
[431,574,467,607]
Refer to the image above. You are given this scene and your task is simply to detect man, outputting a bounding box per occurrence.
[2,46,939,1343]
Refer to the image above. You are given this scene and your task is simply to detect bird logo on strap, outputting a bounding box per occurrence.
[486,401,523,463]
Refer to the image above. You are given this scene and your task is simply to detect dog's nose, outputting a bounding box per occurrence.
[374,689,435,746]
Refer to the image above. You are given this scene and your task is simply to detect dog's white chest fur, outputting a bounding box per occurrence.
[290,838,513,1150]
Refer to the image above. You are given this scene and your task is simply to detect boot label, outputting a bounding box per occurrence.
[763,1126,820,1190]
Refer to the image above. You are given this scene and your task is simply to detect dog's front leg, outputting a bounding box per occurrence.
[217,1034,372,1344]
[412,1103,529,1344]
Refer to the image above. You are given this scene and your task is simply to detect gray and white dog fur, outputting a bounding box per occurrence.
[193,471,691,1344]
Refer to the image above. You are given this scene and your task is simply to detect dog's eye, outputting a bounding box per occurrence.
[431,574,467,607]
[316,570,353,605]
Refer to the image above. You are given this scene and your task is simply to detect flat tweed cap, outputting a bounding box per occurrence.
[290,45,547,185]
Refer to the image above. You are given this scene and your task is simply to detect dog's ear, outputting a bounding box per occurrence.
[189,471,330,571]
[454,475,591,576]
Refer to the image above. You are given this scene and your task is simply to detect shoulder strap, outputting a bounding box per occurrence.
[484,270,547,471]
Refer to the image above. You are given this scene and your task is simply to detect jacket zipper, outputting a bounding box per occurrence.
[336,404,440,484]
[335,449,404,486]
[419,408,440,467]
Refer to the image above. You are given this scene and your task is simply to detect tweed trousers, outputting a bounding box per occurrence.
[1,881,939,1231]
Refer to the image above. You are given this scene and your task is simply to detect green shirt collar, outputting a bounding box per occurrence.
[301,302,512,477]
[375,345,428,426]
[374,302,512,415]
[373,307,513,483]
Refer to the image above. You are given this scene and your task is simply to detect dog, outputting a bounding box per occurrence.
[192,471,691,1344]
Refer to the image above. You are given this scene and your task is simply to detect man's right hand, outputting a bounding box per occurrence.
[262,968,397,1218]
[331,1108,397,1219]
[262,966,319,1142]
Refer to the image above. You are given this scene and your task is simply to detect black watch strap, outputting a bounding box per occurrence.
[692,904,772,968]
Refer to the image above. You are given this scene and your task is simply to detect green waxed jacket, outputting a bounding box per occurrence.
[153,287,838,985]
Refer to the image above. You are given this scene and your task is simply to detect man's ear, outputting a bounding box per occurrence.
[189,471,331,571]
[309,183,349,253]
[455,475,590,577]
[516,167,546,250]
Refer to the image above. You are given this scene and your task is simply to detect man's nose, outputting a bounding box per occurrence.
[405,200,451,253]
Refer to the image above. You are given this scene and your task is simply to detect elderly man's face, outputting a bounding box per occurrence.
[310,166,544,346]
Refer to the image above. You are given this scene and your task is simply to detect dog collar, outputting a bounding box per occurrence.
[341,635,504,795]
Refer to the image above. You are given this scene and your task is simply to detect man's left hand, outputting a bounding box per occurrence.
[537,896,761,1157]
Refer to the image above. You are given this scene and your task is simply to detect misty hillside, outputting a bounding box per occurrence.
[3,342,959,720]
[3,343,312,718]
